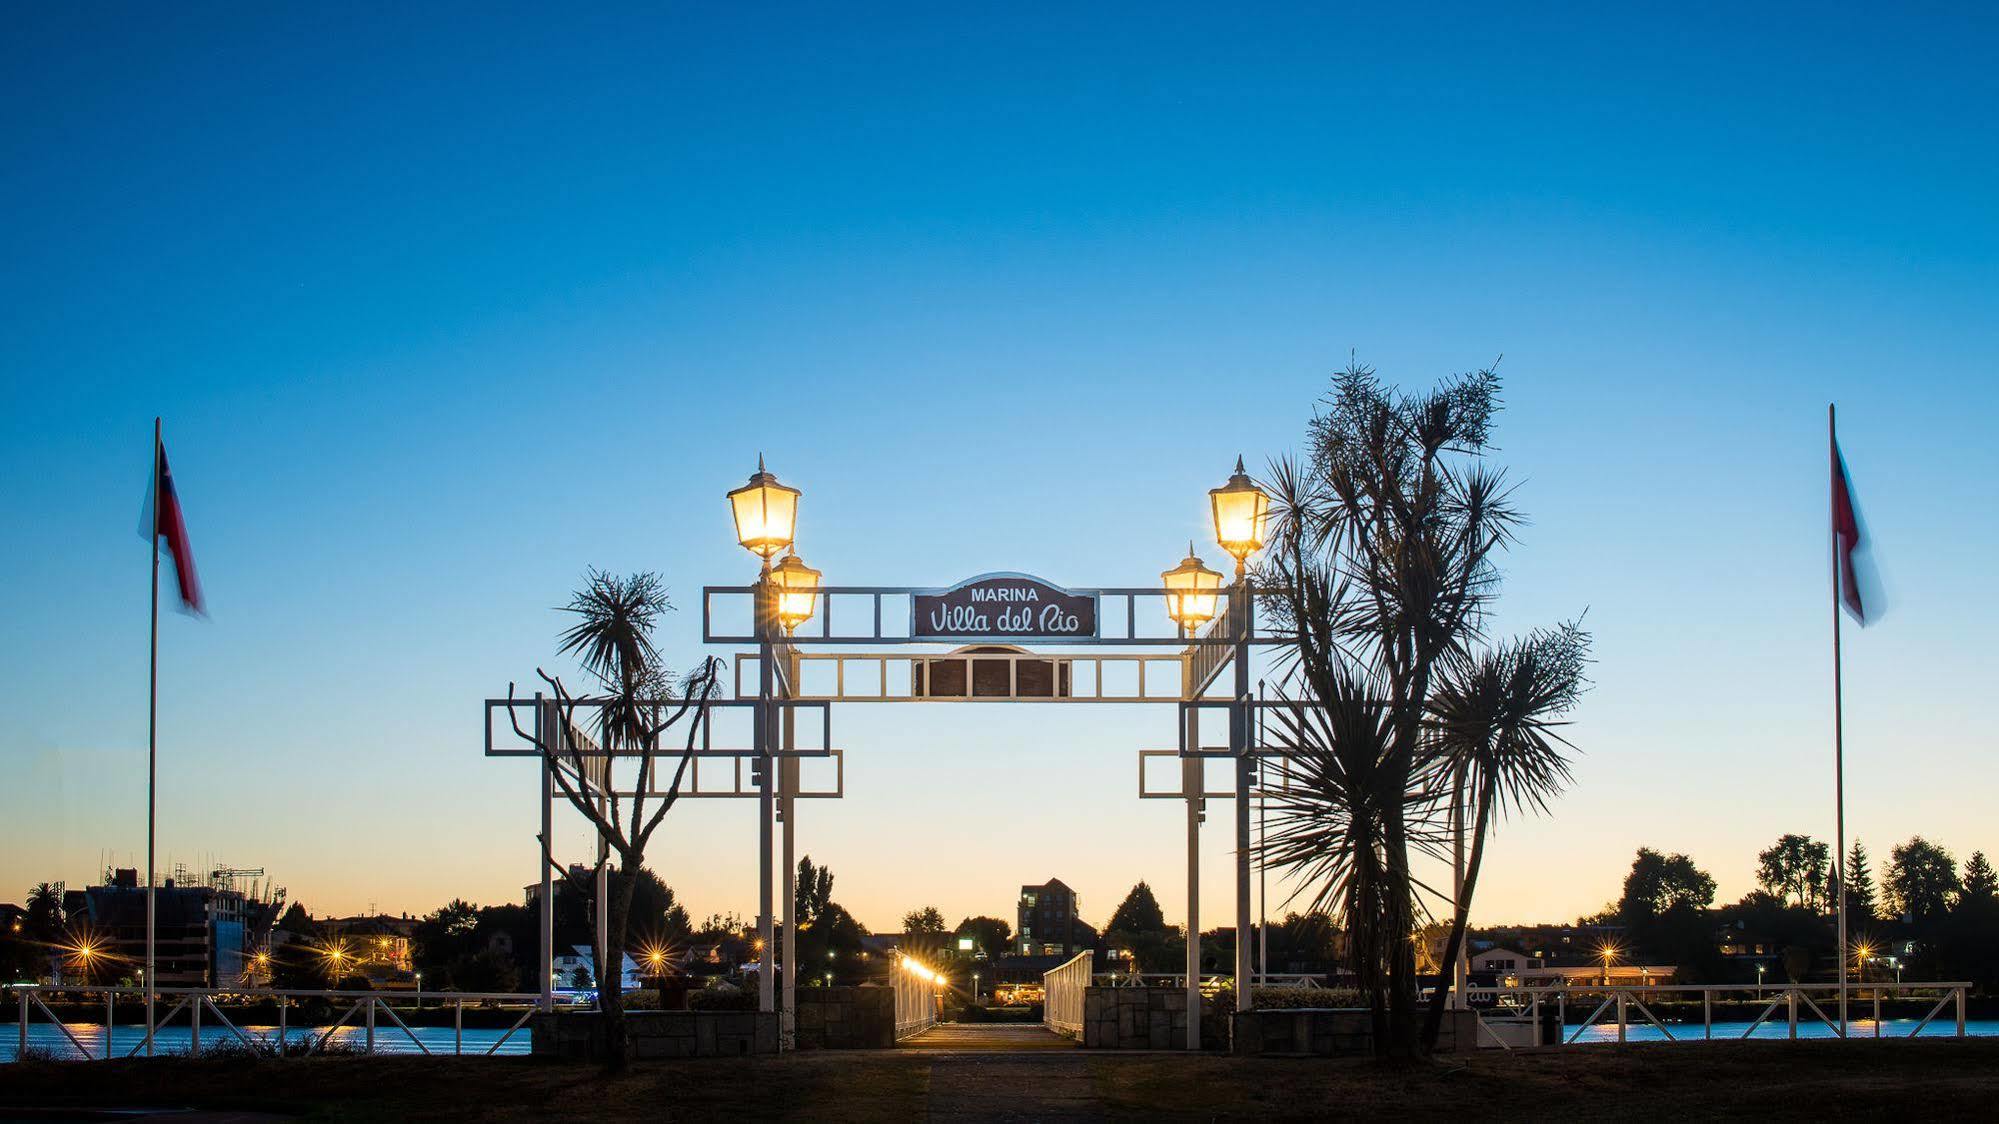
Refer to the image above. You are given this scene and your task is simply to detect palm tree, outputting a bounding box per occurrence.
[1418,624,1589,1049]
[1257,364,1520,1058]
[1256,362,1587,1059]
[25,882,64,939]
[508,569,721,1068]
[1257,662,1437,1048]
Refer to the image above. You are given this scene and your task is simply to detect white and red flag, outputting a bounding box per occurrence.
[141,440,205,614]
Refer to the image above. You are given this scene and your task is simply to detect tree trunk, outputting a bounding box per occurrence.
[599,857,641,1070]
[1351,827,1388,1051]
[1380,799,1419,1061]
[1422,781,1493,1052]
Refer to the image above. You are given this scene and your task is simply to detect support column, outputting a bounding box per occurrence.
[538,695,554,1012]
[780,644,799,1044]
[1232,585,1253,1017]
[756,583,776,1015]
[1183,708,1202,1052]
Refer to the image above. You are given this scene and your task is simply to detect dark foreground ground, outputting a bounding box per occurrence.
[6,1038,1999,1121]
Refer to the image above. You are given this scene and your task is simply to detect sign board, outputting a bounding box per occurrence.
[911,573,1099,641]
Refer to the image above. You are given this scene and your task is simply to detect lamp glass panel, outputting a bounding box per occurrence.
[1161,558,1223,626]
[771,555,821,629]
[1210,486,1270,558]
[730,479,799,557]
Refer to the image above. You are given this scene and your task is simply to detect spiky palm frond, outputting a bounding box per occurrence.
[1426,621,1590,823]
[557,570,671,748]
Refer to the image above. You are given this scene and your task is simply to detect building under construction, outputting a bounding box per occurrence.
[78,865,284,987]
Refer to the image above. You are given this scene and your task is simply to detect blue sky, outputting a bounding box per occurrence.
[4,3,1996,932]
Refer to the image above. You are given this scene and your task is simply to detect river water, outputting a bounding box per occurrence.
[1,1022,529,1062]
[5,1015,1996,1061]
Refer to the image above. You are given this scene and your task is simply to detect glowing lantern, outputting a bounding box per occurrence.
[1161,544,1224,630]
[1209,455,1270,575]
[769,552,822,634]
[727,456,800,564]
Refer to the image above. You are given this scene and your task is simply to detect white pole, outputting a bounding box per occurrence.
[756,578,776,1015]
[781,643,799,1042]
[1830,403,1849,1038]
[538,696,554,1012]
[1257,680,1267,986]
[146,418,160,1054]
[1232,583,1253,1016]
[1184,707,1202,1051]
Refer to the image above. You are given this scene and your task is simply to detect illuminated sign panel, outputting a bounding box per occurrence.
[910,573,1099,641]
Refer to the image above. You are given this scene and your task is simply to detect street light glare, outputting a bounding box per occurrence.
[1162,544,1223,629]
[728,456,801,563]
[1209,456,1271,575]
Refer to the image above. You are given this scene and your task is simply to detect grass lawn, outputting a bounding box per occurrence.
[5,1039,1998,1120]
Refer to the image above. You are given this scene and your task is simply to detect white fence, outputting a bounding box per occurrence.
[1042,951,1094,1039]
[894,956,942,1040]
[10,984,543,1061]
[1463,981,1972,1047]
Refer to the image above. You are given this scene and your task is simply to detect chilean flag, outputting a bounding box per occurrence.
[141,440,206,615]
[1830,430,1882,626]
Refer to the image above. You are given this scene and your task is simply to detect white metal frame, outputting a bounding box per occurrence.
[1042,951,1094,1039]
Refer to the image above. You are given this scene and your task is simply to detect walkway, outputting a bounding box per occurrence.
[902,1023,1078,1052]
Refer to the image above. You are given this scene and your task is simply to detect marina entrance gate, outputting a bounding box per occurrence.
[485,460,1287,1050]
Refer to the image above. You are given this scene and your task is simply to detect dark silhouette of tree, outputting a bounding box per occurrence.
[504,569,721,1068]
[24,883,64,940]
[1105,882,1168,935]
[796,856,835,927]
[1845,840,1880,923]
[457,946,521,993]
[1884,836,1959,923]
[1756,834,1832,911]
[1618,848,1717,923]
[1266,912,1343,973]
[1102,881,1184,974]
[799,902,870,984]
[954,916,1013,962]
[901,907,947,934]
[1257,362,1588,1059]
[412,899,481,979]
[1941,852,1999,993]
[1962,852,1997,903]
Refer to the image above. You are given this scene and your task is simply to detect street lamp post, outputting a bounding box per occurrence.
[1208,456,1269,1027]
[728,459,803,1031]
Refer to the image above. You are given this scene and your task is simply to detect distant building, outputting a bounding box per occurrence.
[523,864,597,908]
[552,945,642,991]
[322,914,417,973]
[80,868,261,986]
[1470,947,1543,975]
[1017,878,1094,957]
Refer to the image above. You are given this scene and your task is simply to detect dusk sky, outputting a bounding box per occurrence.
[4,4,1996,936]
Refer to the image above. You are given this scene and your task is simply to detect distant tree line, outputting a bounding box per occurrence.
[1591,834,1999,991]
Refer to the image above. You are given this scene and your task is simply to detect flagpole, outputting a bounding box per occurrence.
[1830,402,1848,1038]
[146,416,160,1055]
